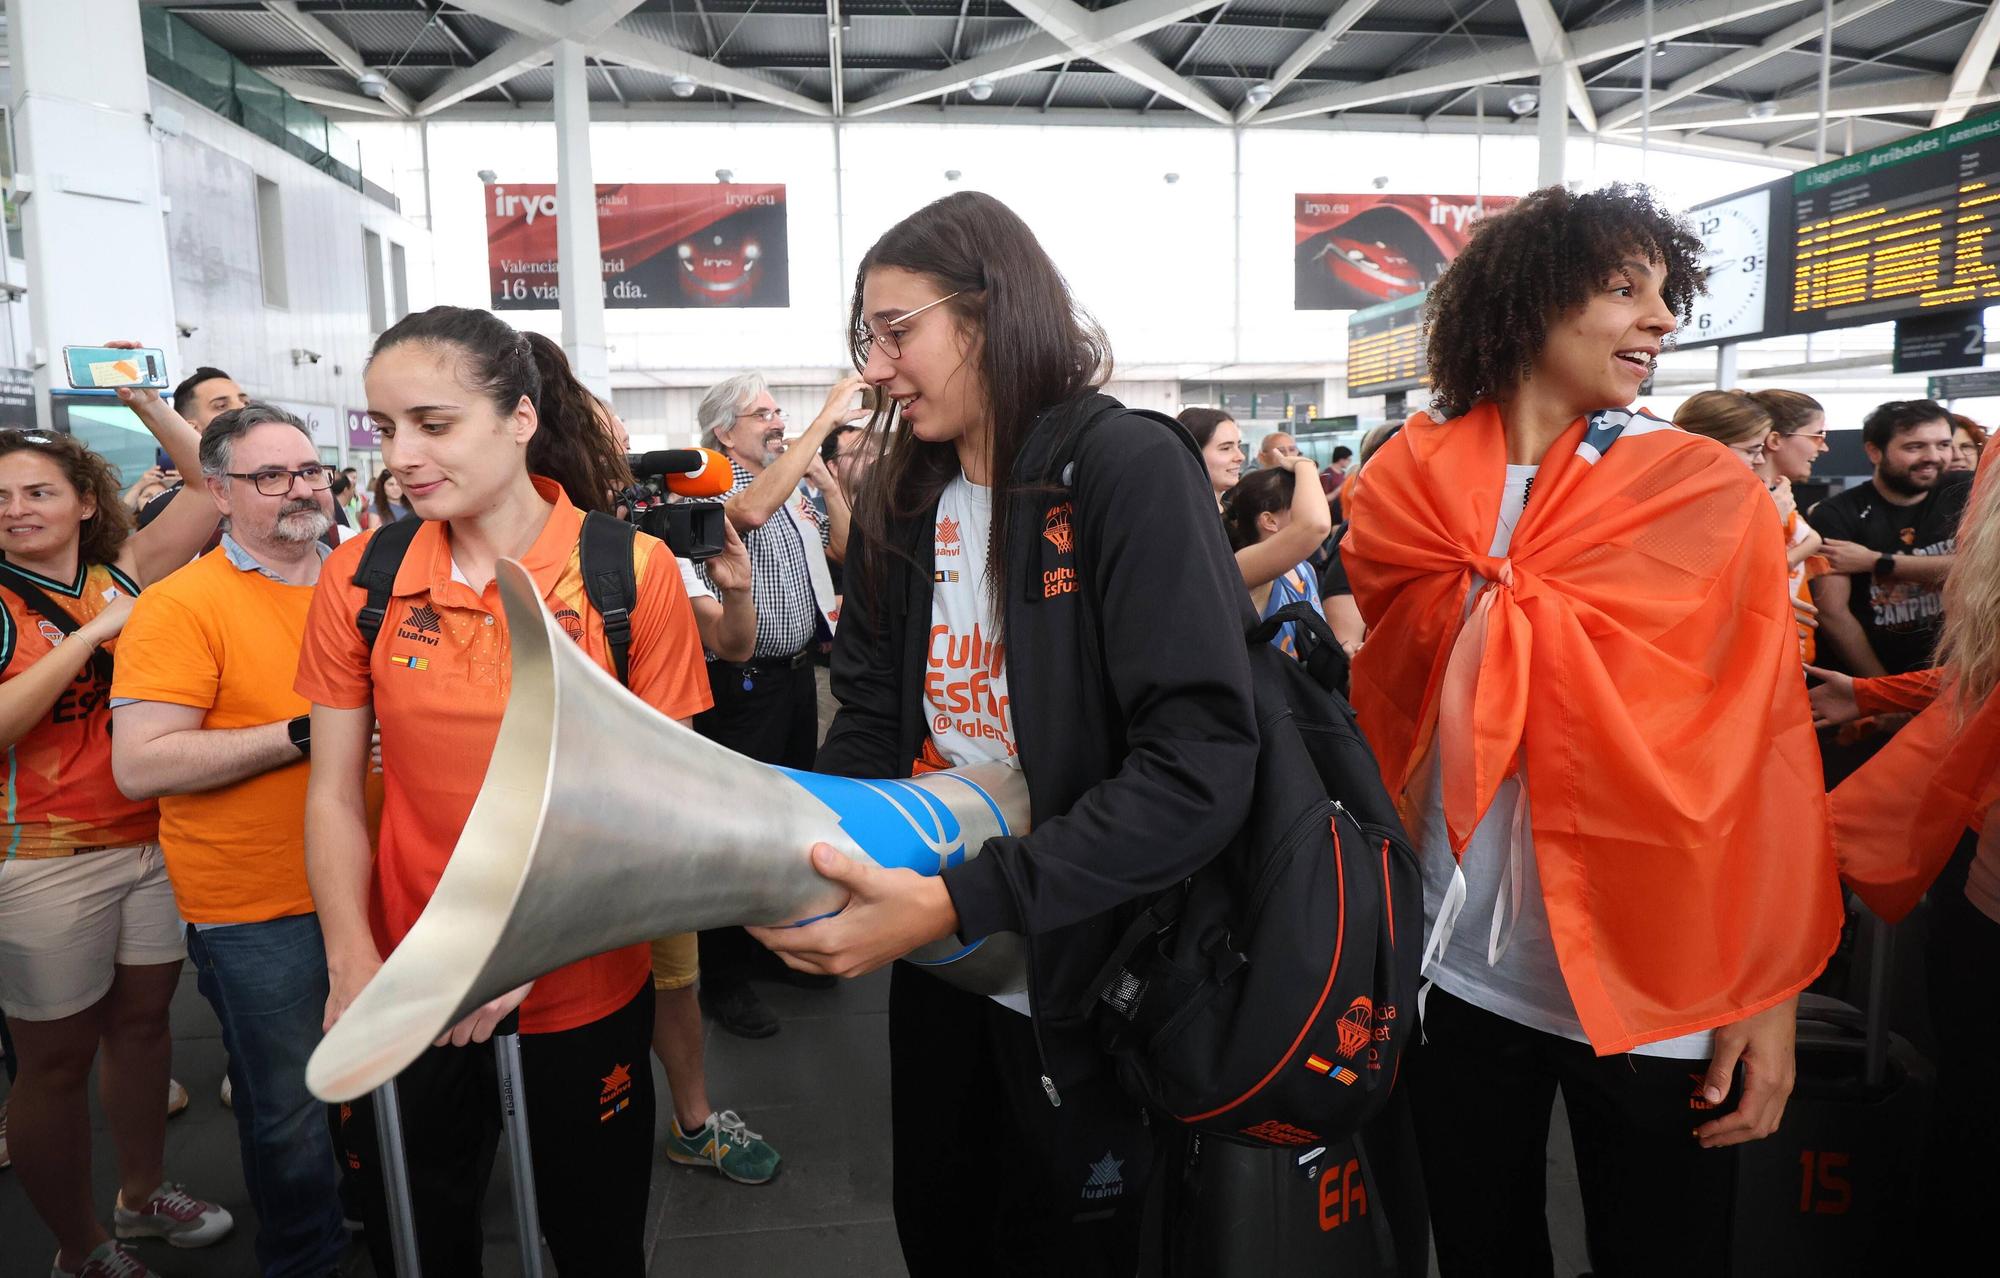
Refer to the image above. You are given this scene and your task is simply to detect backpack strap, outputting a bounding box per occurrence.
[0,561,116,685]
[351,517,426,649]
[579,511,641,688]
[1247,600,1349,697]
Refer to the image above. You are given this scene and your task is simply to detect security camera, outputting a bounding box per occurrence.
[477,169,498,184]
[176,321,198,338]
[0,281,27,303]
[290,348,323,366]
[356,71,392,101]
[966,78,995,102]
[715,169,734,183]
[1371,175,1389,190]
[670,74,698,99]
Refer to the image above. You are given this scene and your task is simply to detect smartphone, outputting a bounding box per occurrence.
[63,345,170,391]
[155,447,175,471]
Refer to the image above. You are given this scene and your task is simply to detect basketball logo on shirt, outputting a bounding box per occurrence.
[36,619,64,646]
[551,606,586,645]
[1042,503,1074,553]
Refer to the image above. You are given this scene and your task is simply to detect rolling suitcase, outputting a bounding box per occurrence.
[1162,1088,1428,1277]
[370,1011,547,1278]
[1730,916,1934,1276]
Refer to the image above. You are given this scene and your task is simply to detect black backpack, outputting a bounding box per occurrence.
[1053,405,1421,1152]
[352,511,642,685]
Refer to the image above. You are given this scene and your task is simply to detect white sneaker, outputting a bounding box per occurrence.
[51,1240,161,1277]
[219,1074,232,1109]
[113,1182,233,1248]
[164,1078,188,1119]
[1,1098,10,1171]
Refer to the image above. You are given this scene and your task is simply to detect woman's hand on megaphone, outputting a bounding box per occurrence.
[747,842,961,980]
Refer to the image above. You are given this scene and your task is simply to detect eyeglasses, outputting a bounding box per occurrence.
[736,408,787,426]
[852,291,963,364]
[1778,430,1829,445]
[226,465,333,496]
[1728,442,1768,464]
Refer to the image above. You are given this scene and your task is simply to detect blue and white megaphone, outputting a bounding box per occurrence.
[306,558,1027,1103]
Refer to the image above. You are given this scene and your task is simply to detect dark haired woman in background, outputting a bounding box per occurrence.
[1342,185,1840,1273]
[297,306,712,1275]
[1222,456,1333,657]
[1177,405,1242,511]
[748,192,1258,1274]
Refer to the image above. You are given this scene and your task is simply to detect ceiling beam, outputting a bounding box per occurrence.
[1003,0,1234,123]
[1235,0,1379,124]
[425,0,828,116]
[260,0,417,114]
[265,72,409,117]
[1934,0,2000,126]
[1512,0,1596,132]
[1601,0,1893,132]
[1250,0,1799,125]
[1641,71,1998,131]
[848,34,1070,114]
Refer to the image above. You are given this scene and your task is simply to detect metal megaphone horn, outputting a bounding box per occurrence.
[306,557,1027,1103]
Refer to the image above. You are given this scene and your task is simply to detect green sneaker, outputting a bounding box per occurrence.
[664,1109,781,1185]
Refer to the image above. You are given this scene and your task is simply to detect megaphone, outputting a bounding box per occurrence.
[306,558,1028,1103]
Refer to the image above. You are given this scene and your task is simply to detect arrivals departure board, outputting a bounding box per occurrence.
[1347,290,1428,396]
[1789,114,2000,331]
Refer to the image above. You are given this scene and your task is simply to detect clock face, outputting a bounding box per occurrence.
[1688,188,1770,345]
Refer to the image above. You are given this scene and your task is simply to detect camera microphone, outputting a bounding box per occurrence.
[629,448,734,498]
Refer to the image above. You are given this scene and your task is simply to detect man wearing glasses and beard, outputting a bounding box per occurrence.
[688,372,865,1039]
[109,404,374,1278]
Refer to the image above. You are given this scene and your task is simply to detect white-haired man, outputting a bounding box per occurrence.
[691,372,865,1038]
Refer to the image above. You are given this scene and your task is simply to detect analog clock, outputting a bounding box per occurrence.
[1688,188,1770,345]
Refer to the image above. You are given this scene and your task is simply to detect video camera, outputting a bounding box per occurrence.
[621,449,733,562]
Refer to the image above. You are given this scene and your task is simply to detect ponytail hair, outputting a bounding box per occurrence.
[1221,465,1293,552]
[368,307,631,514]
[1674,389,1772,448]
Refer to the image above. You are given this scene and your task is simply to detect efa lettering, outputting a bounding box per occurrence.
[1317,1158,1368,1232]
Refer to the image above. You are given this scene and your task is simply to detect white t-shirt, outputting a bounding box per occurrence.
[926,475,1019,770]
[927,474,1029,1014]
[1415,464,1714,1060]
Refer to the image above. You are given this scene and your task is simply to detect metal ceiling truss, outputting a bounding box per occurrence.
[141,0,1984,171]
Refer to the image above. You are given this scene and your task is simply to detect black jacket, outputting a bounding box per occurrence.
[816,394,1259,1083]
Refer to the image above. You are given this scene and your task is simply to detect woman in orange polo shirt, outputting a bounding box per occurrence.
[297,306,710,1276]
[0,368,234,1277]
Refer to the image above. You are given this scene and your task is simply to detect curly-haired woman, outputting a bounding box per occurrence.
[1340,185,1841,1273]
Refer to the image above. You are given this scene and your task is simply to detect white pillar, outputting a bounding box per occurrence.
[552,41,609,398]
[1716,342,1740,390]
[1537,62,1567,190]
[6,0,178,424]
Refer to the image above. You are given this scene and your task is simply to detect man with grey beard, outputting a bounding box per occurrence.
[106,404,357,1278]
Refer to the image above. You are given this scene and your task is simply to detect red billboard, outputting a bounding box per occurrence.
[1295,193,1516,311]
[486,182,790,310]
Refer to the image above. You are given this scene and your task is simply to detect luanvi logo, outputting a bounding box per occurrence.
[1081,1151,1125,1201]
[397,603,443,646]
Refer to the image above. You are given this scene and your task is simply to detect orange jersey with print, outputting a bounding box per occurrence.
[296,479,712,1034]
[0,562,158,858]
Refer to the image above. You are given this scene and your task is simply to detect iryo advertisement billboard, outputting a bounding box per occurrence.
[1295,193,1515,311]
[486,182,790,310]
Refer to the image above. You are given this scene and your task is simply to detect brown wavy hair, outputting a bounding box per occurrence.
[1422,184,1704,420]
[1748,389,1824,436]
[847,192,1111,634]
[0,430,134,566]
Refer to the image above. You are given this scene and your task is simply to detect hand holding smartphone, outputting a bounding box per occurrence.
[63,344,170,390]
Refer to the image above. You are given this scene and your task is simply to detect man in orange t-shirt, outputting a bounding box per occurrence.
[111,405,366,1278]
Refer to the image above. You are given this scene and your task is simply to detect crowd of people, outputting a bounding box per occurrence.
[0,181,1992,1278]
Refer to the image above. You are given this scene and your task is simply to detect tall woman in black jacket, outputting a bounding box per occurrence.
[749,193,1258,1272]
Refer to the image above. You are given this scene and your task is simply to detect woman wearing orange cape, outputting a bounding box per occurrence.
[1341,186,1841,1275]
[1811,441,1999,1260]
